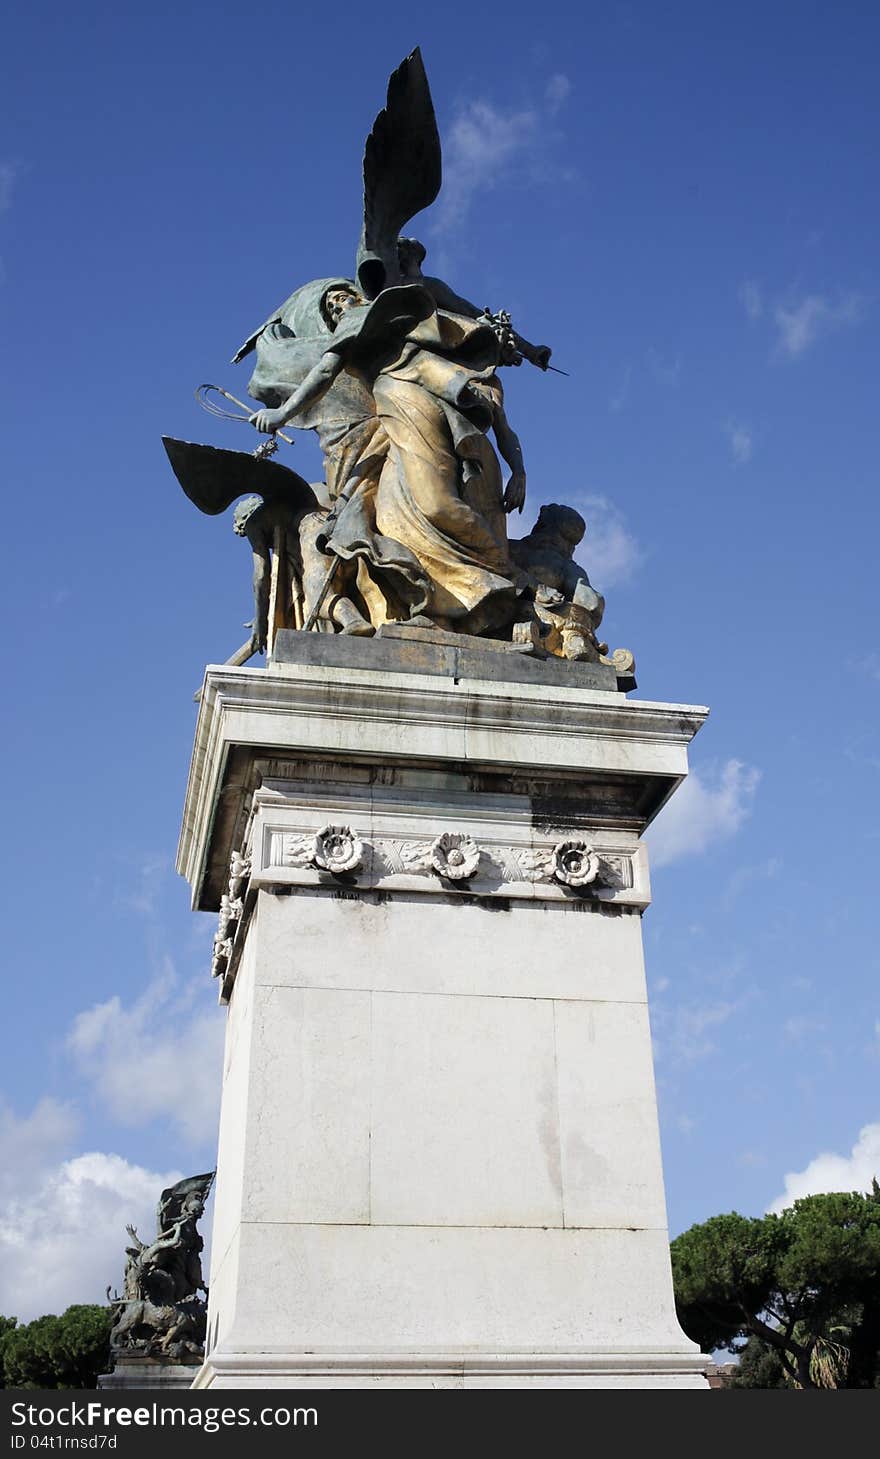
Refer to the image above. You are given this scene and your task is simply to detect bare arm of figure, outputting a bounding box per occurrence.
[423,275,551,369]
[250,349,346,433]
[248,540,271,653]
[492,400,527,514]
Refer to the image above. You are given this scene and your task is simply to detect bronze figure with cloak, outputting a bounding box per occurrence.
[165,48,630,677]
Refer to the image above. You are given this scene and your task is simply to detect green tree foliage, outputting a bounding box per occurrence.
[0,1306,112,1389]
[728,1335,788,1388]
[671,1181,880,1389]
[0,1316,18,1385]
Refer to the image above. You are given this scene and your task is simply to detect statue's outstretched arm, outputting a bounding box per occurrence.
[250,350,346,434]
[421,275,483,319]
[423,275,552,370]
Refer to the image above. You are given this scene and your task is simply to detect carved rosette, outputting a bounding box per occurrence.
[551,839,600,887]
[430,831,480,881]
[258,826,633,908]
[314,824,363,874]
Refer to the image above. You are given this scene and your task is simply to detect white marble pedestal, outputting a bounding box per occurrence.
[178,637,709,1388]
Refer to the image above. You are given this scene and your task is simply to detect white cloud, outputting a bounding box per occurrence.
[739,280,763,321]
[435,100,541,232]
[0,1143,182,1321]
[0,1098,80,1203]
[433,73,573,234]
[773,291,867,360]
[648,759,760,868]
[724,418,753,465]
[566,492,644,588]
[767,1122,880,1214]
[67,962,223,1146]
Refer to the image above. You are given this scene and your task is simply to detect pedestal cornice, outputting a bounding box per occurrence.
[178,659,707,913]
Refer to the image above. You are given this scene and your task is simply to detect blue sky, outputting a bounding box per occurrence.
[1,1,878,1319]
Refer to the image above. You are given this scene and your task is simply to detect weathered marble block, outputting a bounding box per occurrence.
[178,643,709,1388]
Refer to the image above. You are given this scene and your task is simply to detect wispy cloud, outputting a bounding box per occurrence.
[739,279,763,321]
[566,492,644,588]
[723,418,753,465]
[723,855,781,907]
[545,74,571,113]
[646,348,681,387]
[0,161,20,215]
[433,74,573,234]
[738,1149,768,1168]
[117,853,172,919]
[773,291,867,360]
[67,961,223,1146]
[653,999,739,1065]
[767,1121,880,1213]
[609,364,632,413]
[782,1014,826,1043]
[648,759,760,868]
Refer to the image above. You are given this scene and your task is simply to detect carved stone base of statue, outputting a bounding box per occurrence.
[178,640,709,1389]
[98,1356,202,1390]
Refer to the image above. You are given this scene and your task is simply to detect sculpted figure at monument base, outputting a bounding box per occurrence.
[105,1173,214,1367]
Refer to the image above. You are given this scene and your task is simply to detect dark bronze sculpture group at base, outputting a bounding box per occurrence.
[164,48,633,687]
[105,1173,214,1367]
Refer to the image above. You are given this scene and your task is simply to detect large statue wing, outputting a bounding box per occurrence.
[163,438,319,516]
[356,47,441,299]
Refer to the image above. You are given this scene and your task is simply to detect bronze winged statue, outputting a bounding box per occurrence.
[166,48,633,678]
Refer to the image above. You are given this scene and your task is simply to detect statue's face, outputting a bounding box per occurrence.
[397,238,426,274]
[325,288,360,326]
[233,496,262,536]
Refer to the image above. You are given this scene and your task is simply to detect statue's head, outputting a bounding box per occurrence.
[534,504,586,550]
[181,1190,207,1220]
[322,285,364,329]
[233,495,263,536]
[397,237,427,276]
